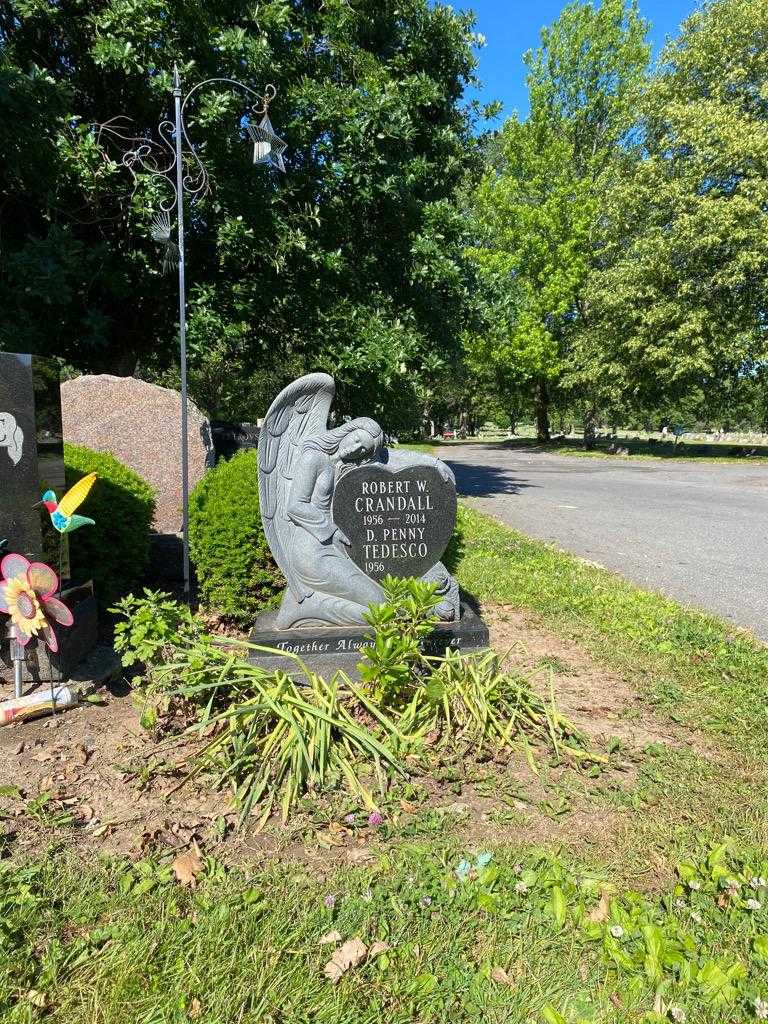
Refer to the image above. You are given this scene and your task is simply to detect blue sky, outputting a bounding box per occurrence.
[461,0,699,120]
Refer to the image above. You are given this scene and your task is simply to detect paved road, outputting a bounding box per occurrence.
[441,444,768,640]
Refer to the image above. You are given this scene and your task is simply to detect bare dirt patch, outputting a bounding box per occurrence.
[0,603,712,870]
[485,603,709,752]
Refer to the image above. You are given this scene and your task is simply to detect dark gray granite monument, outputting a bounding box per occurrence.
[0,353,63,567]
[249,372,487,674]
[0,353,97,684]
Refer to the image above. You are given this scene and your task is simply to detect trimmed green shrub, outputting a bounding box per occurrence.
[189,449,283,624]
[64,444,156,609]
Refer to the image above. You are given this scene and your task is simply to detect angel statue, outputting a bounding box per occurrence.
[258,373,459,628]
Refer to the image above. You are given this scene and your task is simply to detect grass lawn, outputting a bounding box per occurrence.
[2,507,767,1023]
[409,436,768,464]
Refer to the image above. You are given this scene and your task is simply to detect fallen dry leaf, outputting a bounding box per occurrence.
[490,966,515,987]
[172,850,203,887]
[188,996,202,1019]
[25,990,48,1008]
[346,848,373,865]
[587,888,611,923]
[610,993,622,1008]
[323,937,367,983]
[319,930,343,945]
[368,940,390,959]
[399,799,418,814]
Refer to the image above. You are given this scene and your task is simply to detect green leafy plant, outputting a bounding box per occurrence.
[359,576,439,704]
[357,577,588,763]
[65,443,155,609]
[25,792,75,829]
[188,449,283,625]
[115,588,587,827]
[112,589,200,671]
[186,665,407,827]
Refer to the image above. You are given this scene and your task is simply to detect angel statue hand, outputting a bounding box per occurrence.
[334,527,351,547]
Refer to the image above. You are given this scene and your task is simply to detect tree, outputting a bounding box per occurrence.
[467,120,593,441]
[467,0,650,442]
[0,0,481,424]
[581,0,768,414]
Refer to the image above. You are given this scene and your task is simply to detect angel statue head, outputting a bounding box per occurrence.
[302,417,384,465]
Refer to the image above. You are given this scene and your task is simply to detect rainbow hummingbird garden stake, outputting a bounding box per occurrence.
[0,553,74,711]
[35,471,98,589]
[38,472,98,534]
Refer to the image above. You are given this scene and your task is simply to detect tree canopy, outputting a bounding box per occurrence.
[0,0,482,426]
[4,0,768,437]
[466,0,650,439]
[581,0,768,412]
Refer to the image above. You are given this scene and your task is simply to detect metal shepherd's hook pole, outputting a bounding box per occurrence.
[6,621,24,699]
[173,65,191,603]
[94,68,287,610]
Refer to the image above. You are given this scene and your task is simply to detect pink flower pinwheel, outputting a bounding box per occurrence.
[0,553,73,652]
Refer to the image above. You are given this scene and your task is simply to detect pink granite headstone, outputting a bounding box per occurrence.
[61,375,213,534]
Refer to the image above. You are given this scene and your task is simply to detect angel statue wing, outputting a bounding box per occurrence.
[258,373,335,603]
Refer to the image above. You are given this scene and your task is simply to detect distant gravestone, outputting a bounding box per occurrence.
[61,375,214,534]
[210,421,260,462]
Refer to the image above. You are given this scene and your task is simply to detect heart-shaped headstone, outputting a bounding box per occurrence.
[332,462,457,581]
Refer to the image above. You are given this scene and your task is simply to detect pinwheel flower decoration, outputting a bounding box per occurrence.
[0,553,73,652]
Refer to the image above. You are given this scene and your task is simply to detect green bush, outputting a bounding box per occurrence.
[64,443,156,609]
[188,449,283,624]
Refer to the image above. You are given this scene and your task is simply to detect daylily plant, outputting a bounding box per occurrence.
[0,553,73,652]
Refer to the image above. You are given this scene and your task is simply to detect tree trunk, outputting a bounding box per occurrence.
[535,378,551,442]
[584,407,598,450]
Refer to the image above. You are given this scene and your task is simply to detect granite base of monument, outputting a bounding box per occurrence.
[0,583,98,685]
[247,602,489,678]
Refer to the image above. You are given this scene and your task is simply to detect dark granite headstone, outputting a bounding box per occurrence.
[332,463,457,581]
[0,352,67,573]
[249,372,487,675]
[0,353,97,686]
[248,602,489,678]
[210,421,260,462]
